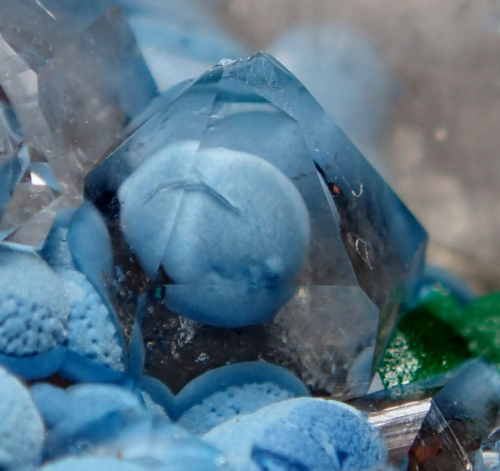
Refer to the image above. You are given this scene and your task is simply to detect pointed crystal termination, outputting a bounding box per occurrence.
[408,361,500,471]
[0,0,157,248]
[87,53,427,397]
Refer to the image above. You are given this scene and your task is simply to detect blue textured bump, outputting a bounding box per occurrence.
[175,362,309,434]
[204,397,387,471]
[119,141,310,327]
[42,203,126,377]
[59,269,124,372]
[0,365,45,470]
[0,247,68,378]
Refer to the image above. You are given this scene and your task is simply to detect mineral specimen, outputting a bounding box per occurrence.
[0,0,157,247]
[87,52,427,397]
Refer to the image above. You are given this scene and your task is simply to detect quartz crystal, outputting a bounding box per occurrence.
[351,389,434,470]
[87,53,427,397]
[408,361,500,471]
[0,0,157,247]
[268,25,395,168]
[122,0,248,93]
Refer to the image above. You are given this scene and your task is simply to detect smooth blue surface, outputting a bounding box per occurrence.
[0,365,45,470]
[119,141,310,327]
[38,456,146,471]
[43,383,146,460]
[43,408,226,471]
[413,264,477,307]
[137,374,176,419]
[0,347,66,380]
[31,383,72,429]
[87,414,227,471]
[67,202,113,295]
[204,397,387,471]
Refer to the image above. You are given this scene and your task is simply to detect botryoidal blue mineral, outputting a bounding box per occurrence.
[204,397,387,471]
[0,247,68,378]
[175,362,310,434]
[0,365,45,471]
[119,141,311,328]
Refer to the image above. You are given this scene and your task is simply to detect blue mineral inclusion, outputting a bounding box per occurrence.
[0,365,45,471]
[119,141,311,327]
[204,397,387,471]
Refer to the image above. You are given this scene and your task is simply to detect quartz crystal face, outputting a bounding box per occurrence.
[87,54,427,397]
[408,362,500,471]
[0,0,157,248]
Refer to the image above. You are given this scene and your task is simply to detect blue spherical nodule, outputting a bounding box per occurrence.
[204,397,387,471]
[0,366,45,471]
[119,141,311,328]
[0,247,69,378]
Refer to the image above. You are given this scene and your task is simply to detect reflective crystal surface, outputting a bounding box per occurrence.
[0,0,157,248]
[87,53,427,397]
[125,10,247,93]
[268,24,395,170]
[408,362,500,471]
[350,389,434,470]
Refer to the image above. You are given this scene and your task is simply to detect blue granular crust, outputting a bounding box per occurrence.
[59,269,124,372]
[0,250,68,357]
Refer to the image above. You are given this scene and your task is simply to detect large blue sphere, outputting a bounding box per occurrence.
[119,141,310,327]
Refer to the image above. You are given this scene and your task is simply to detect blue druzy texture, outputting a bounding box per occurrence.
[0,248,68,359]
[204,397,387,471]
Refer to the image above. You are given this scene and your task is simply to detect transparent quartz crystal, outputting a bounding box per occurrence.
[87,54,427,397]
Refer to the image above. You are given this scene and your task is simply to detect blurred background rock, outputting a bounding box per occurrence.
[208,0,500,294]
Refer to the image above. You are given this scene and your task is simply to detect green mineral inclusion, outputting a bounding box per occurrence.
[379,289,472,389]
[444,292,500,364]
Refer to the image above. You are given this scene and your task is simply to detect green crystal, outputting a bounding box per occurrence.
[452,292,500,365]
[379,289,471,389]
